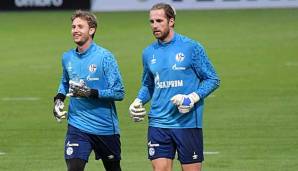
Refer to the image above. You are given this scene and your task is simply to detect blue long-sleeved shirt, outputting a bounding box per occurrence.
[137,33,220,128]
[57,42,124,135]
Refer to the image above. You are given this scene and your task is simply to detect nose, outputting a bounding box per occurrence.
[151,21,158,29]
[72,26,78,33]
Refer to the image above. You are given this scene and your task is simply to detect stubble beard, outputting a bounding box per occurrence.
[155,29,170,42]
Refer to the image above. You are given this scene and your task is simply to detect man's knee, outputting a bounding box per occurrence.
[151,158,172,171]
[102,160,121,171]
[66,158,86,171]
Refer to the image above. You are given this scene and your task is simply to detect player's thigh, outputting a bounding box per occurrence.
[91,134,121,161]
[147,127,176,160]
[64,124,93,161]
[151,158,173,171]
[181,162,202,171]
[172,128,204,164]
[66,158,87,171]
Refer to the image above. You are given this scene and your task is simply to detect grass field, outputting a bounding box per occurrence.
[0,8,298,171]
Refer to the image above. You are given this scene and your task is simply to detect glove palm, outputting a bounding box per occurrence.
[67,80,92,97]
[129,98,146,122]
[171,92,200,114]
[53,99,67,122]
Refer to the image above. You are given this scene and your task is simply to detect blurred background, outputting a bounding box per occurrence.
[0,0,298,170]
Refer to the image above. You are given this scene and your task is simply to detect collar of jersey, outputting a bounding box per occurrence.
[75,41,95,57]
[157,32,177,46]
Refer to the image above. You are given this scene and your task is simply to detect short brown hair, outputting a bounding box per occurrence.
[150,3,176,21]
[71,10,98,38]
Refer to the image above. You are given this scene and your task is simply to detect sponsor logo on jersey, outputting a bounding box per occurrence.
[156,80,183,89]
[172,64,186,70]
[89,64,97,73]
[87,75,99,81]
[154,72,183,89]
[175,52,185,62]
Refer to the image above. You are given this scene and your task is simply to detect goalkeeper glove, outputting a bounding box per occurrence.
[171,92,200,114]
[67,79,98,98]
[53,99,67,122]
[129,98,146,122]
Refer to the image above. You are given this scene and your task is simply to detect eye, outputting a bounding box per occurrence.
[156,19,163,23]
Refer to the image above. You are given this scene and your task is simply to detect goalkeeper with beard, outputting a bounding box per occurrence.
[53,10,124,171]
[129,3,220,171]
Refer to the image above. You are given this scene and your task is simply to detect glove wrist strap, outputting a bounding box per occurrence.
[89,89,99,98]
[54,93,66,102]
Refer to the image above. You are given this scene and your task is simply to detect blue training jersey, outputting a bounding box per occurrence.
[137,33,220,128]
[57,42,125,135]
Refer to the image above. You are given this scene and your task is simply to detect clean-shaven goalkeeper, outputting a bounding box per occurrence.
[53,10,124,171]
[129,3,220,171]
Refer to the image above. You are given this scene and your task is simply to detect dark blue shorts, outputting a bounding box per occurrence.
[147,126,204,164]
[64,124,121,162]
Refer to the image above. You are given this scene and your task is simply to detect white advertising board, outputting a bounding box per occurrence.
[91,0,298,11]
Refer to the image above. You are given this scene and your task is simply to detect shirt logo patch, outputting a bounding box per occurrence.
[151,55,156,64]
[175,52,185,62]
[89,64,97,73]
[67,62,72,72]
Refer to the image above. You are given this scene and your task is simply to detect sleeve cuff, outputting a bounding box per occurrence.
[54,93,66,102]
[89,89,99,98]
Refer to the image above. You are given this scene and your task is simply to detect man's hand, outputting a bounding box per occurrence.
[171,92,200,114]
[129,98,146,122]
[67,80,92,97]
[53,99,67,122]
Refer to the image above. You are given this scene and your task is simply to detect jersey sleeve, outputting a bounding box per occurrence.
[192,43,220,99]
[57,56,69,95]
[98,52,125,101]
[137,52,154,104]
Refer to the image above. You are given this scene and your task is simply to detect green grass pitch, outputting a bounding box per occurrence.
[0,8,298,171]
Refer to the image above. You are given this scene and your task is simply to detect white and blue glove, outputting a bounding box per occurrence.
[171,92,200,114]
[53,99,67,122]
[129,98,146,122]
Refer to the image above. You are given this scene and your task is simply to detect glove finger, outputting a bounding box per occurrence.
[56,111,67,118]
[130,110,146,117]
[131,107,145,113]
[178,105,192,114]
[133,117,144,122]
[171,95,183,106]
[55,117,62,122]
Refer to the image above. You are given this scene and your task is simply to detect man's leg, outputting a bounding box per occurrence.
[64,125,93,171]
[102,160,122,171]
[181,162,202,171]
[66,158,87,171]
[173,128,204,171]
[151,158,173,171]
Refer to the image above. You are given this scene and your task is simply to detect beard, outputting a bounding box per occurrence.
[153,28,170,41]
[73,34,90,46]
